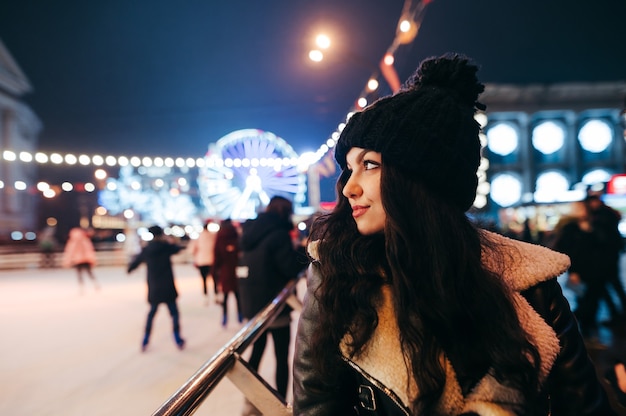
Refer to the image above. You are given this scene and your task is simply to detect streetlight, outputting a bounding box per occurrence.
[308,33,331,62]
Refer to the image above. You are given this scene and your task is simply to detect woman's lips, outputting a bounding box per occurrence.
[352,205,368,218]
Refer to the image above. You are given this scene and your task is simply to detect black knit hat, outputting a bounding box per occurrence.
[334,53,485,211]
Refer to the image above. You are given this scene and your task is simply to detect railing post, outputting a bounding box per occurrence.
[227,354,292,416]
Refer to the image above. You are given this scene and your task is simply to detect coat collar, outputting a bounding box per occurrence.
[481,230,570,291]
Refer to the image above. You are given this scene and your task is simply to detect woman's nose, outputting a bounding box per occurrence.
[342,176,360,199]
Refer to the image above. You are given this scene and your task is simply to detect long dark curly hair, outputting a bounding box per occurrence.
[308,55,541,414]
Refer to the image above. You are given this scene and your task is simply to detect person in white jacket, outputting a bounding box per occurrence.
[188,220,218,303]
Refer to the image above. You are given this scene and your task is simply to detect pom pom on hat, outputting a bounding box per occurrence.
[334,53,485,211]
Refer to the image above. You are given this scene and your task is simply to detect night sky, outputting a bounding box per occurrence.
[1,0,625,160]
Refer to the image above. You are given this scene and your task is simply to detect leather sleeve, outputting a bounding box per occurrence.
[522,279,616,415]
[292,264,356,415]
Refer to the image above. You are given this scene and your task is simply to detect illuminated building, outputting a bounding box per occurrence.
[480,81,626,235]
[0,39,42,241]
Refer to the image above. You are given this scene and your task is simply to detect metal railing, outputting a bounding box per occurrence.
[151,278,302,416]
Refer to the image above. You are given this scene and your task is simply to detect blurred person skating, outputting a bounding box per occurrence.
[39,224,58,268]
[292,54,614,415]
[187,219,218,304]
[239,196,308,405]
[62,227,99,292]
[551,200,613,342]
[585,194,626,328]
[214,219,242,327]
[127,225,185,352]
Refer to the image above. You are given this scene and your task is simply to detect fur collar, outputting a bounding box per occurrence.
[480,230,570,290]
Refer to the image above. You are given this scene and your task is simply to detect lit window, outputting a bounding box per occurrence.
[582,168,612,185]
[486,122,519,156]
[536,171,568,191]
[532,121,565,154]
[490,172,522,207]
[578,119,612,153]
[534,170,570,203]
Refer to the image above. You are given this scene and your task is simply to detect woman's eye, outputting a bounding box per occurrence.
[363,160,380,170]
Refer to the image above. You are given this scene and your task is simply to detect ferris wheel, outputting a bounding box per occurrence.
[197,129,307,220]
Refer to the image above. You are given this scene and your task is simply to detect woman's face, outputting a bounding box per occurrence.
[342,147,386,235]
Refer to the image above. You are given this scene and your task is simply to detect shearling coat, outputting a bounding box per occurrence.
[293,232,615,415]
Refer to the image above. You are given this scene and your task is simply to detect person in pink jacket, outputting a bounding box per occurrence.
[62,227,99,292]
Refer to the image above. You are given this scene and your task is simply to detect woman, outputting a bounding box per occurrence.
[213,218,242,327]
[62,227,99,292]
[293,54,614,415]
[188,219,218,302]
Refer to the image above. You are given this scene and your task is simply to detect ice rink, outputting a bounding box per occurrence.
[2,259,626,415]
[0,263,300,416]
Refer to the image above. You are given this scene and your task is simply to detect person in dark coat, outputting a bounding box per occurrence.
[127,225,185,352]
[239,196,308,401]
[214,218,242,327]
[585,194,626,326]
[551,200,616,342]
